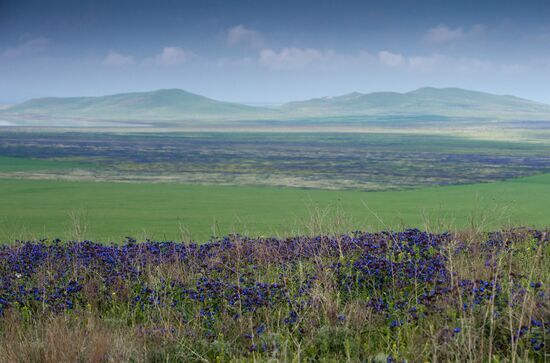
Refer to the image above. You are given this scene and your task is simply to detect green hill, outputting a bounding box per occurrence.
[3,87,550,126]
[281,87,550,119]
[2,89,276,123]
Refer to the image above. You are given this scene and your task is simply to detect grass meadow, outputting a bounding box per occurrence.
[0,173,549,242]
[1,131,550,190]
[0,131,549,362]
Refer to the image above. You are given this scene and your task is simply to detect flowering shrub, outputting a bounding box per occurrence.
[0,229,548,362]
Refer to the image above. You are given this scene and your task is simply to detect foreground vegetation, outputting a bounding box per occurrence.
[0,229,548,362]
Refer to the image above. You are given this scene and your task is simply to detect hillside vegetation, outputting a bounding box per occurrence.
[0,89,276,123]
[283,87,550,119]
[3,87,550,126]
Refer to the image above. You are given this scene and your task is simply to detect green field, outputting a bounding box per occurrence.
[0,156,88,172]
[1,131,549,242]
[2,131,550,190]
[1,173,549,242]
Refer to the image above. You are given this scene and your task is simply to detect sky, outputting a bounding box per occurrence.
[2,0,550,104]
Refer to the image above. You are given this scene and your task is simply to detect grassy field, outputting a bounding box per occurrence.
[1,131,550,190]
[1,131,549,242]
[0,156,88,172]
[1,131,549,361]
[1,173,549,242]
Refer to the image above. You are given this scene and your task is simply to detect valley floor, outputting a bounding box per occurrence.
[1,131,550,191]
[0,173,549,242]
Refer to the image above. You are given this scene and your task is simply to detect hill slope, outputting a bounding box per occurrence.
[1,89,276,123]
[2,87,550,127]
[281,87,550,119]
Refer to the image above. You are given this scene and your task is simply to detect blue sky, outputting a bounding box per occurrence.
[2,0,550,104]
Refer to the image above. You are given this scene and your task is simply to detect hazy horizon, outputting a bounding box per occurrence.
[2,0,550,104]
[5,86,550,108]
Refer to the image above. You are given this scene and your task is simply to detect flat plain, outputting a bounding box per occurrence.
[1,125,549,362]
[1,130,549,241]
[1,131,550,189]
[1,171,549,242]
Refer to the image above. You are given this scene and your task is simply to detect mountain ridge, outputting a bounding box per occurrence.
[3,88,276,122]
[3,87,550,126]
[282,87,550,116]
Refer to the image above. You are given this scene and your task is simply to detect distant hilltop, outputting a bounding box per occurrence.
[2,87,550,127]
[0,89,277,122]
[282,87,550,119]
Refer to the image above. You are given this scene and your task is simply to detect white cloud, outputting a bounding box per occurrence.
[256,47,502,74]
[219,42,526,77]
[259,47,338,70]
[426,25,464,44]
[377,51,523,75]
[226,25,263,48]
[408,54,444,70]
[221,48,371,70]
[102,50,134,66]
[153,47,189,66]
[425,24,487,44]
[406,54,516,74]
[2,38,51,59]
[217,56,254,67]
[470,24,488,37]
[378,50,405,67]
[453,57,492,72]
[525,28,550,42]
[499,63,529,74]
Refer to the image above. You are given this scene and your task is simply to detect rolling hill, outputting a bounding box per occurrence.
[281,87,550,119]
[2,87,550,127]
[0,89,277,124]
